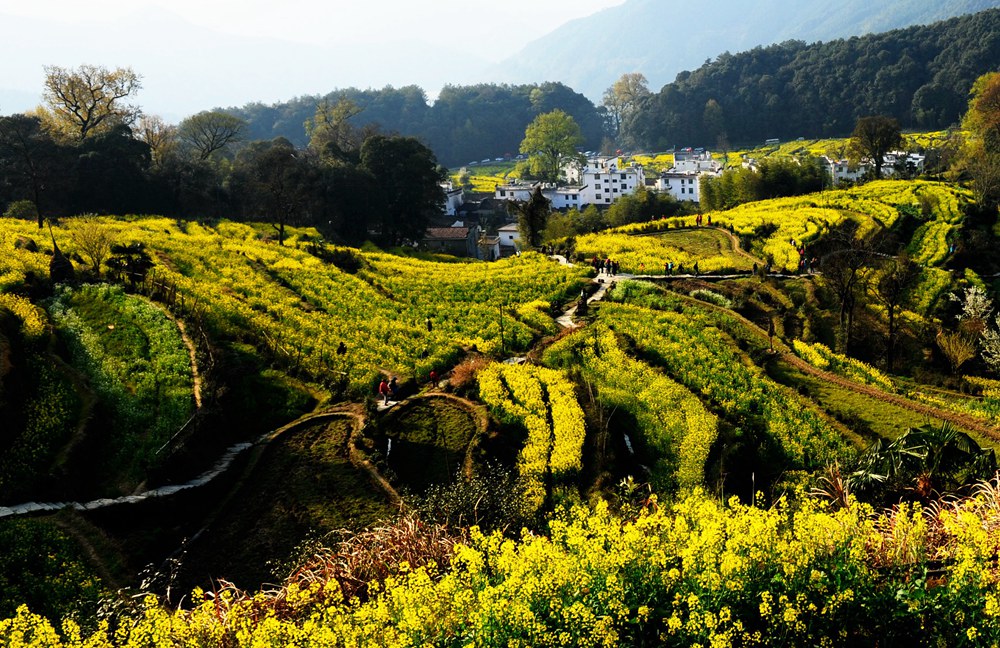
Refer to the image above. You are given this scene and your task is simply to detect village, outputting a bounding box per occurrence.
[422,145,929,259]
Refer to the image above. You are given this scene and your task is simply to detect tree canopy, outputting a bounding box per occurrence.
[849,116,902,179]
[519,110,585,183]
[41,64,142,141]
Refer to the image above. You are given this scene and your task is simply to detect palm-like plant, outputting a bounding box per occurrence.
[847,422,997,502]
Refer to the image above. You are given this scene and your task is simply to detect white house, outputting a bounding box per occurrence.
[822,157,865,184]
[656,171,704,202]
[497,223,520,248]
[440,181,464,216]
[652,149,722,203]
[673,149,721,173]
[568,157,645,206]
[495,182,536,202]
[494,156,645,209]
[882,151,926,176]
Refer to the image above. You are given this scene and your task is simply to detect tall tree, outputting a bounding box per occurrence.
[305,97,364,161]
[820,221,878,353]
[360,135,445,246]
[0,115,61,227]
[232,138,317,246]
[848,115,902,179]
[42,64,142,141]
[513,186,551,249]
[519,110,584,183]
[178,111,246,160]
[601,73,650,144]
[873,254,919,373]
[961,72,1000,210]
[135,114,178,168]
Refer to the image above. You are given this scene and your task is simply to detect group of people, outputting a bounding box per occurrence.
[591,256,620,275]
[377,376,399,404]
[694,214,712,227]
[377,369,442,405]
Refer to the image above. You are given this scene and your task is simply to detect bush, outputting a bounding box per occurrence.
[3,200,38,222]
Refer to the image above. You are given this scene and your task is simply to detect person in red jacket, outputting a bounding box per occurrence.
[378,378,390,404]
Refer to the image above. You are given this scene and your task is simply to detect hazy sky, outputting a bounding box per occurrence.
[0,0,627,120]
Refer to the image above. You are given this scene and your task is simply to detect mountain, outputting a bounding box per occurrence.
[489,0,1000,100]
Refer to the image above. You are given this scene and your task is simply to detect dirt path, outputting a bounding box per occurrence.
[155,305,202,409]
[710,225,768,268]
[781,352,1000,443]
[636,284,1000,443]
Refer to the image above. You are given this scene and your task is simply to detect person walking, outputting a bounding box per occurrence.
[389,376,399,400]
[378,378,390,404]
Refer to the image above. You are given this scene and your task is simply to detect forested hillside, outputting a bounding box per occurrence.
[493,0,1000,101]
[627,8,1000,148]
[222,9,1000,165]
[226,82,604,167]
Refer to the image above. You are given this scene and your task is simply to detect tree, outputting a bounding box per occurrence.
[360,135,445,246]
[305,97,364,161]
[936,330,977,375]
[849,116,902,179]
[232,138,318,246]
[601,73,650,144]
[135,115,178,168]
[873,254,919,372]
[512,186,551,249]
[820,222,877,353]
[961,72,1000,209]
[519,110,584,183]
[71,217,117,277]
[0,115,61,227]
[42,64,142,141]
[178,111,246,160]
[702,99,727,149]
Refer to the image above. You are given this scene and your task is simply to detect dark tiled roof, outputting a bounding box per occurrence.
[424,227,470,240]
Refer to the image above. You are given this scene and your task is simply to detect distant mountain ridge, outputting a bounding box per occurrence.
[489,0,1000,100]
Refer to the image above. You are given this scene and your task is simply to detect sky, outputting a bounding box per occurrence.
[0,0,626,122]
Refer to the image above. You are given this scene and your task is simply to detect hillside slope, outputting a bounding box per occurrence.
[491,0,1000,100]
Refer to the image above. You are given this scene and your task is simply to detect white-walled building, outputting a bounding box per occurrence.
[652,149,722,203]
[673,149,721,173]
[656,172,704,202]
[823,157,865,184]
[440,181,464,216]
[497,223,520,248]
[494,156,645,209]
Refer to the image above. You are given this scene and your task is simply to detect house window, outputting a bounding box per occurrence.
[499,190,505,196]
[605,198,611,203]
[620,173,627,179]
[596,194,602,199]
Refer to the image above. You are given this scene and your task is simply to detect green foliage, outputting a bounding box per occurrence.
[700,157,827,211]
[2,200,38,222]
[0,518,104,623]
[46,284,194,489]
[518,109,584,183]
[630,9,1000,147]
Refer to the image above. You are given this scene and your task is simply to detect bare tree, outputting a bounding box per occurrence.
[42,64,142,141]
[178,111,246,160]
[136,114,178,168]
